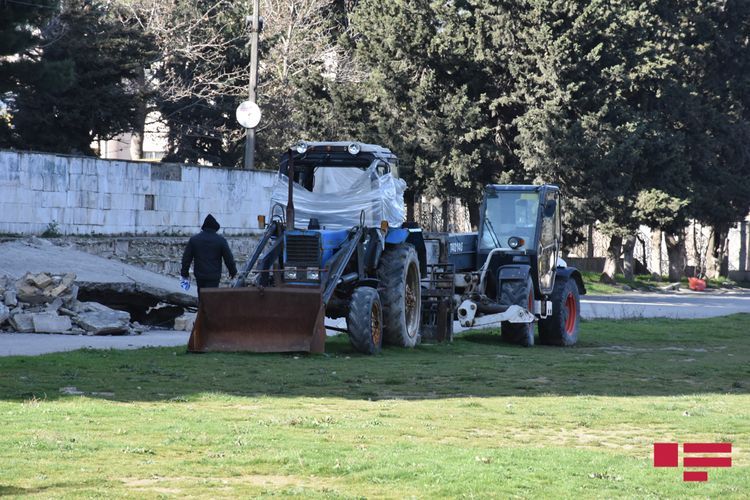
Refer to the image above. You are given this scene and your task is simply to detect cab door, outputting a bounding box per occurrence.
[537,189,560,295]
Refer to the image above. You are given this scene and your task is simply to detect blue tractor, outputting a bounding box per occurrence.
[424,184,586,346]
[188,142,427,354]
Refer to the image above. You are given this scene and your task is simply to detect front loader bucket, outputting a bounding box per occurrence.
[187,287,326,353]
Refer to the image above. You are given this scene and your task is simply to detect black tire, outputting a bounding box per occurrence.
[377,243,421,347]
[499,275,535,347]
[539,278,580,346]
[347,287,383,355]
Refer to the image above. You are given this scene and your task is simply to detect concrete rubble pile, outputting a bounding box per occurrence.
[0,272,145,335]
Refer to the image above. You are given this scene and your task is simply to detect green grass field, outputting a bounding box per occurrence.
[1,315,748,498]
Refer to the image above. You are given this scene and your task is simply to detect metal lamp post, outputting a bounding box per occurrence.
[243,0,261,170]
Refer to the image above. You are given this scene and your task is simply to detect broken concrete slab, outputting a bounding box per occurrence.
[75,309,131,335]
[9,313,35,333]
[58,307,76,317]
[76,301,117,313]
[0,240,197,333]
[16,283,52,304]
[4,290,17,307]
[0,303,9,325]
[67,284,79,303]
[47,283,70,298]
[0,239,197,299]
[32,313,73,333]
[46,298,64,312]
[13,272,78,307]
[61,273,76,288]
[131,322,147,334]
[78,281,197,309]
[30,273,53,289]
[173,312,196,332]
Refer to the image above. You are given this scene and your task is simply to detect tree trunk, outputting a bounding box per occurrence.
[405,190,415,222]
[664,229,686,281]
[441,199,449,232]
[129,66,147,160]
[705,223,730,279]
[622,234,636,281]
[600,234,622,283]
[650,229,663,277]
[638,235,647,273]
[691,222,703,277]
[741,221,748,273]
[468,201,480,231]
[586,224,594,258]
[429,199,439,231]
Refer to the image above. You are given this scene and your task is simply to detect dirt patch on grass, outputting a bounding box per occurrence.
[595,345,722,353]
[122,473,335,491]
[452,425,654,454]
[525,377,550,384]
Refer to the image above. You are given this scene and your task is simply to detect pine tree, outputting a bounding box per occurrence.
[10,0,156,154]
[511,1,699,278]
[339,0,521,223]
[680,0,750,278]
[0,0,61,145]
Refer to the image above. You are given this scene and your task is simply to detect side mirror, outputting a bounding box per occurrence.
[543,200,557,218]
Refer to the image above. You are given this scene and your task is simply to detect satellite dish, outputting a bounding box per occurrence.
[236,100,261,129]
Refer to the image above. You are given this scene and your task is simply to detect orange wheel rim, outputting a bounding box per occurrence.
[564,292,576,335]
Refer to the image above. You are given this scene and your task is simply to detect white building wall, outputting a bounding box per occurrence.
[0,149,275,235]
[95,111,169,161]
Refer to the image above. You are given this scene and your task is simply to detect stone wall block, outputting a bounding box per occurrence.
[0,151,21,186]
[41,192,69,208]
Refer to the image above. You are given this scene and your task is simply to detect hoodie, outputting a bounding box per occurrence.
[181,214,237,281]
[201,214,220,231]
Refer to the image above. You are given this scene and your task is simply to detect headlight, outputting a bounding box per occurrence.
[347,142,361,155]
[284,269,298,280]
[295,141,308,154]
[508,236,525,249]
[307,270,320,281]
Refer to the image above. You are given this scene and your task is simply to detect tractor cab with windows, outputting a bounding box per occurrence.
[430,184,586,347]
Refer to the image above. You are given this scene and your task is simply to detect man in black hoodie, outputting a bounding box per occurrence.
[181,214,238,295]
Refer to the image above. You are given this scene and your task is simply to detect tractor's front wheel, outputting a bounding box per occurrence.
[500,275,536,347]
[347,287,383,355]
[377,244,421,347]
[539,278,580,346]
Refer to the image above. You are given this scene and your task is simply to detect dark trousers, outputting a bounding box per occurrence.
[196,278,220,299]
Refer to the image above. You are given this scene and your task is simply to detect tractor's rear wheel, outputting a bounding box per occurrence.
[539,278,580,346]
[347,287,383,355]
[377,243,421,347]
[500,275,535,347]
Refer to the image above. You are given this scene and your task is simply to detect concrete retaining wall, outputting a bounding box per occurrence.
[0,149,276,235]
